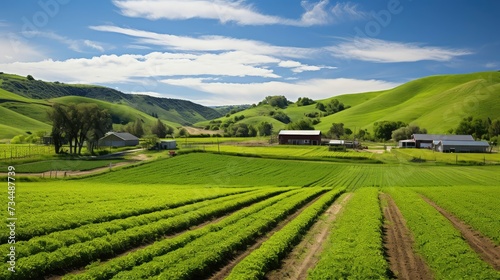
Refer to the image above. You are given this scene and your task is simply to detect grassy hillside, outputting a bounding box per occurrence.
[196,71,500,135]
[0,73,221,125]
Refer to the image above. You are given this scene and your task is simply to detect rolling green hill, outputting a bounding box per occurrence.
[196,71,500,135]
[0,73,225,141]
[0,73,221,125]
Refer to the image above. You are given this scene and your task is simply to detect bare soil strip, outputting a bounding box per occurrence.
[381,193,432,280]
[209,192,329,280]
[266,193,353,280]
[421,195,500,270]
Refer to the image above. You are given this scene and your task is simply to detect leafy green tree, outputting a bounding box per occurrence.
[328,123,345,139]
[391,125,427,141]
[296,97,316,106]
[373,121,406,141]
[27,74,34,81]
[143,134,159,149]
[258,122,273,136]
[151,118,168,138]
[261,96,291,108]
[286,119,314,130]
[272,111,291,124]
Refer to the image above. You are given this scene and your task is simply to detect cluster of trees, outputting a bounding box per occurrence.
[270,111,291,124]
[453,116,500,143]
[327,123,353,139]
[373,121,407,141]
[49,103,112,154]
[222,121,274,137]
[259,95,291,109]
[316,99,348,116]
[286,119,315,130]
[296,97,315,106]
[391,125,427,142]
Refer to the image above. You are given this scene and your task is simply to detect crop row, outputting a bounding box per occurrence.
[64,188,306,280]
[385,187,500,279]
[1,189,283,261]
[110,188,327,279]
[0,188,286,279]
[413,186,500,245]
[308,187,388,279]
[227,188,345,279]
[84,153,500,189]
[1,184,246,243]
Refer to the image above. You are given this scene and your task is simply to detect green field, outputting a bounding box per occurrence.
[1,147,499,279]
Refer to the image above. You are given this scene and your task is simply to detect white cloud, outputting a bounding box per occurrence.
[162,77,399,105]
[278,59,336,73]
[328,38,472,63]
[485,62,498,68]
[112,0,335,26]
[84,40,105,52]
[90,25,316,58]
[0,51,280,84]
[23,31,106,53]
[331,2,367,21]
[0,34,45,63]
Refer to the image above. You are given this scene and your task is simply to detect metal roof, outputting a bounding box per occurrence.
[105,132,139,141]
[438,140,490,147]
[278,130,321,136]
[412,134,474,141]
[329,140,345,145]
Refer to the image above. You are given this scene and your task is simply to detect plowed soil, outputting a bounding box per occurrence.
[422,195,500,270]
[266,193,353,280]
[381,193,432,280]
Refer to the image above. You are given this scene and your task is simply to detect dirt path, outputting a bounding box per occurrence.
[422,195,500,270]
[381,193,433,280]
[266,193,353,280]
[209,192,329,280]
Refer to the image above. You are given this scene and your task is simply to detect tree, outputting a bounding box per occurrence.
[373,121,406,141]
[133,119,145,138]
[345,128,353,138]
[261,96,290,109]
[143,134,159,149]
[286,119,314,130]
[272,111,291,124]
[455,116,488,139]
[391,125,427,141]
[296,97,316,106]
[328,123,345,139]
[178,128,189,138]
[489,119,500,137]
[151,118,168,138]
[258,122,273,136]
[48,103,112,154]
[27,75,34,81]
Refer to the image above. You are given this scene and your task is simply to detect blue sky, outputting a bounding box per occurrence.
[1,0,499,106]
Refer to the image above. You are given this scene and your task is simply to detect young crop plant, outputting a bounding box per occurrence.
[227,188,345,279]
[413,186,500,245]
[64,188,300,280]
[308,187,389,279]
[0,189,286,279]
[385,187,500,279]
[111,188,327,280]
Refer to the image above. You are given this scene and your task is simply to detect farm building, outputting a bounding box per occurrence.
[158,140,177,150]
[398,139,416,148]
[278,130,321,145]
[411,134,474,148]
[98,132,139,147]
[328,140,359,151]
[433,140,490,153]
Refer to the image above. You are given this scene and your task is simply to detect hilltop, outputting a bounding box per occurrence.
[0,73,222,140]
[195,71,500,135]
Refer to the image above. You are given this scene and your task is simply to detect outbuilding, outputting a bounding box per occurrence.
[433,140,490,153]
[98,132,139,147]
[158,140,177,150]
[411,134,474,149]
[278,130,321,145]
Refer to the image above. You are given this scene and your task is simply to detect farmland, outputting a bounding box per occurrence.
[1,149,499,279]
